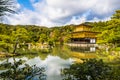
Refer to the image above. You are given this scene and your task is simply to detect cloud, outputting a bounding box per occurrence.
[24,55,72,79]
[3,0,120,27]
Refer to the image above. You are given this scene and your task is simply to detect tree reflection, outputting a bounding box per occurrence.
[0,57,46,80]
[61,59,120,80]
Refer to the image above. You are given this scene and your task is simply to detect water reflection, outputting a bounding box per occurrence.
[24,56,73,80]
[69,46,96,53]
[0,45,97,80]
[0,57,46,80]
[0,56,73,80]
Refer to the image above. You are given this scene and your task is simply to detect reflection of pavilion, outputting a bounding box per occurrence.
[70,46,96,53]
[69,23,99,47]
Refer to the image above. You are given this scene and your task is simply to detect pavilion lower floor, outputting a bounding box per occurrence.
[70,38,96,44]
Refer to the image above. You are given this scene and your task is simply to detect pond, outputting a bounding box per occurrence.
[0,45,97,80]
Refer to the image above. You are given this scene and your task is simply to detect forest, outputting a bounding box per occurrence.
[0,10,120,55]
[0,0,120,79]
[91,10,120,46]
[0,23,74,55]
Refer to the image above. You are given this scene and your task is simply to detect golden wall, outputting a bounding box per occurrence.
[72,32,96,38]
[74,25,90,32]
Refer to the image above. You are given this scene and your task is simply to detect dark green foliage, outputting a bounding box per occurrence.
[39,33,48,44]
[112,10,120,19]
[0,23,73,54]
[61,59,119,80]
[0,23,73,44]
[0,42,12,52]
[91,10,120,46]
[1,9,120,53]
[0,58,46,80]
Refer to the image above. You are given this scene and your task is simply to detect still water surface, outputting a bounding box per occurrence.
[0,46,97,80]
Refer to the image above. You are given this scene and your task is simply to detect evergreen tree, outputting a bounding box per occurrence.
[0,0,15,20]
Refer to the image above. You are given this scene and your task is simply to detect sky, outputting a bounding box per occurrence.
[3,0,120,27]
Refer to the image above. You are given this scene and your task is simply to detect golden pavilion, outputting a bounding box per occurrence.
[71,23,99,44]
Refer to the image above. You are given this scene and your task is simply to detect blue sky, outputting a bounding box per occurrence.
[17,0,34,10]
[4,0,120,27]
